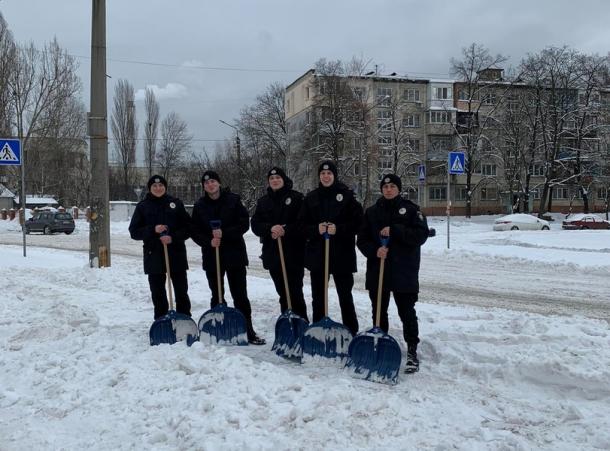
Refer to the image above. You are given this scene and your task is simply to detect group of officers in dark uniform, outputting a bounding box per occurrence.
[129,160,430,371]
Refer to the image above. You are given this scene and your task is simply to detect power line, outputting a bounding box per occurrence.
[72,54,302,74]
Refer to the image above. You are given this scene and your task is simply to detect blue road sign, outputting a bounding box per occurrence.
[448,151,465,175]
[418,164,426,182]
[0,139,21,165]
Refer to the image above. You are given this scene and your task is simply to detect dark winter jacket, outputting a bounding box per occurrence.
[357,195,429,293]
[298,181,363,273]
[251,178,305,271]
[190,189,249,271]
[128,193,191,275]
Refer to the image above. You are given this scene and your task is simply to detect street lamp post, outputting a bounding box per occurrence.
[219,119,241,197]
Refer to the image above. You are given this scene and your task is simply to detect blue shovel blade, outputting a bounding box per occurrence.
[149,311,200,347]
[198,304,248,346]
[272,310,309,361]
[346,327,402,385]
[301,317,353,365]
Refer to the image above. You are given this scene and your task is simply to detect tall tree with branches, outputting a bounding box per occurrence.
[156,111,192,181]
[451,43,508,217]
[143,87,159,179]
[111,79,138,200]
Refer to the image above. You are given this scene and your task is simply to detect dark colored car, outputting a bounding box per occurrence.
[562,213,610,230]
[25,211,75,235]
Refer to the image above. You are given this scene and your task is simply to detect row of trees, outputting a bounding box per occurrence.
[0,12,90,207]
[453,44,610,216]
[109,80,193,201]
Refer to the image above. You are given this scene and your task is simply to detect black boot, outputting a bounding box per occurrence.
[405,344,419,374]
[247,322,266,346]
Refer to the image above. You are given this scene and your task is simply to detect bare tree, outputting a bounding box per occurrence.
[143,87,159,179]
[0,11,15,137]
[239,82,287,168]
[110,79,138,200]
[156,111,192,181]
[8,38,82,203]
[451,43,508,217]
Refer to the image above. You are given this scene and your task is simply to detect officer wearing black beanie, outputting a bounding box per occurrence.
[357,172,429,373]
[129,175,192,320]
[147,174,168,191]
[191,169,266,345]
[298,159,363,336]
[252,167,309,322]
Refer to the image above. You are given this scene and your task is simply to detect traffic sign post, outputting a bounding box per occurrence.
[0,139,21,165]
[418,164,425,205]
[447,152,465,249]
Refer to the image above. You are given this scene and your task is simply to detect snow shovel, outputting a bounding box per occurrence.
[149,242,199,346]
[346,237,402,384]
[302,231,353,365]
[198,220,248,345]
[272,236,309,360]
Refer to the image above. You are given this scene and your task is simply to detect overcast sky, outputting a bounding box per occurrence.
[2,0,609,161]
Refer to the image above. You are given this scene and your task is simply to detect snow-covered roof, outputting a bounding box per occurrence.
[0,183,15,198]
[15,195,58,205]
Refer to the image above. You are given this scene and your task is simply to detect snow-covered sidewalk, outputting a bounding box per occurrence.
[1,243,609,450]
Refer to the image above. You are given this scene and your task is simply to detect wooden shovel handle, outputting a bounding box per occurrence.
[324,237,329,316]
[375,257,385,328]
[277,236,292,311]
[163,243,174,311]
[215,246,223,304]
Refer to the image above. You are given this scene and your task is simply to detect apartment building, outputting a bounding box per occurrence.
[286,67,610,214]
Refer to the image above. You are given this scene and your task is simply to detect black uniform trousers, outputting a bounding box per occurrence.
[369,290,419,348]
[310,271,359,335]
[269,266,309,322]
[204,266,254,331]
[148,271,192,319]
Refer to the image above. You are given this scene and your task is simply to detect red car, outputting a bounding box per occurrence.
[562,213,610,230]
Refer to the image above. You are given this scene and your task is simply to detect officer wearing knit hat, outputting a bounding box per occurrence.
[267,166,287,182]
[201,170,221,184]
[130,175,192,320]
[357,172,430,374]
[147,174,168,191]
[318,160,338,179]
[379,173,402,192]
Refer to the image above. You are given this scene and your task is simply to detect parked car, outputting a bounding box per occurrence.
[25,211,75,235]
[562,213,610,230]
[493,213,550,231]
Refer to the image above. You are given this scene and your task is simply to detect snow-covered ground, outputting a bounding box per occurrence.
[1,215,609,450]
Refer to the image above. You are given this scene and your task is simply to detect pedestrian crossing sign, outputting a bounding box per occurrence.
[0,139,21,165]
[448,151,465,174]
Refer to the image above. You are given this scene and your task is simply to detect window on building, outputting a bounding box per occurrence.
[552,187,569,200]
[377,87,392,106]
[429,111,450,124]
[378,157,393,171]
[377,110,392,130]
[404,187,418,200]
[305,87,310,100]
[480,186,497,200]
[482,92,496,105]
[403,88,420,102]
[455,186,468,201]
[403,114,421,128]
[378,135,391,145]
[429,136,453,157]
[597,187,607,199]
[353,87,366,100]
[406,139,420,152]
[433,87,452,100]
[429,186,447,200]
[529,164,545,176]
[482,164,497,176]
[531,189,540,200]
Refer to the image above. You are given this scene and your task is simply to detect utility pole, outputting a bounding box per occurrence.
[88,0,111,267]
